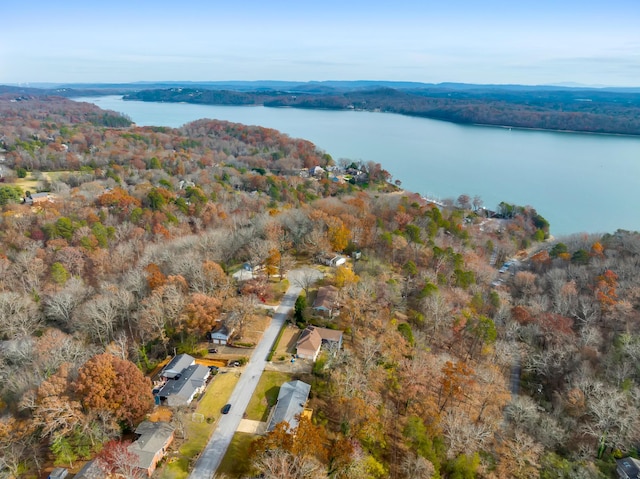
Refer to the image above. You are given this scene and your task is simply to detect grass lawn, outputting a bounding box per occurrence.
[267,278,289,304]
[216,432,257,478]
[244,371,292,422]
[11,175,41,193]
[156,371,240,479]
[9,171,69,193]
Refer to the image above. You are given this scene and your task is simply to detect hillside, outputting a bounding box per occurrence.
[121,84,640,136]
[0,96,639,479]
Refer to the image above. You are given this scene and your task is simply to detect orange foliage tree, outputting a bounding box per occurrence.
[74,353,153,428]
[179,293,222,337]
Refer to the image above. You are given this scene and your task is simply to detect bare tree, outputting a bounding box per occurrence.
[43,277,88,329]
[400,453,435,479]
[292,268,322,297]
[252,448,326,479]
[0,291,42,339]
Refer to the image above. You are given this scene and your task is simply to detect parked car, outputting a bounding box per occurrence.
[230,360,241,367]
[208,348,218,353]
[222,403,231,414]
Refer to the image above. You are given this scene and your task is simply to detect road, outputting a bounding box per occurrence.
[187,268,322,479]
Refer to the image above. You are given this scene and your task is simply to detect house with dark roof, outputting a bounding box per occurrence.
[160,354,195,380]
[210,322,234,345]
[129,421,175,476]
[73,460,107,479]
[23,191,55,206]
[157,363,210,407]
[48,468,68,479]
[312,285,339,316]
[296,325,343,361]
[266,380,311,432]
[617,457,640,479]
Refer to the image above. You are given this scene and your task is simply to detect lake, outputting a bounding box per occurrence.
[74,96,640,236]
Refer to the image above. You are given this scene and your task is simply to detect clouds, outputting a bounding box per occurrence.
[1,0,638,85]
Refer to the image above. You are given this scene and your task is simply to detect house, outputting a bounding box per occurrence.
[312,286,339,316]
[129,421,175,476]
[160,353,195,380]
[310,166,325,177]
[296,325,343,361]
[48,468,68,479]
[73,460,107,479]
[266,380,311,432]
[23,191,54,206]
[210,322,234,345]
[616,457,640,479]
[157,363,210,407]
[317,253,346,267]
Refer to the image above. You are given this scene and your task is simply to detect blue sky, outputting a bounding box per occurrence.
[2,0,639,86]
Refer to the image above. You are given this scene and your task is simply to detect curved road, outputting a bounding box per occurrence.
[188,268,321,479]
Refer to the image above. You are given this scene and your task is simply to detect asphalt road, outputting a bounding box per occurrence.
[187,268,321,479]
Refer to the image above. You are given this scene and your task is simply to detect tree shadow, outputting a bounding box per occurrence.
[261,386,281,422]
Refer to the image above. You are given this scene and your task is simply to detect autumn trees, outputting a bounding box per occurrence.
[4,95,640,479]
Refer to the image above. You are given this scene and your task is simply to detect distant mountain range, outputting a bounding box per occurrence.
[4,80,640,94]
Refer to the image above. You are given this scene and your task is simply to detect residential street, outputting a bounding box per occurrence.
[187,268,322,479]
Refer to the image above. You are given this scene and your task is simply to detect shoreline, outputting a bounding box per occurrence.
[121,96,640,138]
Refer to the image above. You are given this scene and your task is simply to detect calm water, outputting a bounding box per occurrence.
[74,96,640,236]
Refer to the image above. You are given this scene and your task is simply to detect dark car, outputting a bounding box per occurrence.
[208,348,218,354]
[222,403,231,414]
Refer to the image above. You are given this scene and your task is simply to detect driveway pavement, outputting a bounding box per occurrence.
[187,268,321,479]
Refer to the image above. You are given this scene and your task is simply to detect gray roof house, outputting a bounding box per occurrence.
[48,468,68,479]
[266,380,311,432]
[210,322,234,345]
[157,363,210,407]
[617,457,640,479]
[160,354,195,380]
[73,460,107,479]
[129,421,175,476]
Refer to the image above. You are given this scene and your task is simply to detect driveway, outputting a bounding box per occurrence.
[187,268,321,479]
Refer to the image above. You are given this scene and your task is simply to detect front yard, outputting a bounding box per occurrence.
[156,371,240,479]
[217,432,256,478]
[244,370,293,422]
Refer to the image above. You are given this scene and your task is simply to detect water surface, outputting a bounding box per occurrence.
[75,96,640,236]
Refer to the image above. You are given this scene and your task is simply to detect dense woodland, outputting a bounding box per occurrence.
[0,95,640,479]
[122,85,640,136]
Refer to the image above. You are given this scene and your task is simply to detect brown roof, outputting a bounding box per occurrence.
[297,325,343,351]
[296,327,322,356]
[313,285,338,310]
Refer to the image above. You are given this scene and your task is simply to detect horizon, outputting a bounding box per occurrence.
[5,79,640,90]
[2,0,639,87]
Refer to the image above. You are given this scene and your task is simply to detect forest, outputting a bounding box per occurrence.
[121,85,640,136]
[0,94,640,479]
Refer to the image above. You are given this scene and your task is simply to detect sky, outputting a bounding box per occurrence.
[1,0,639,86]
